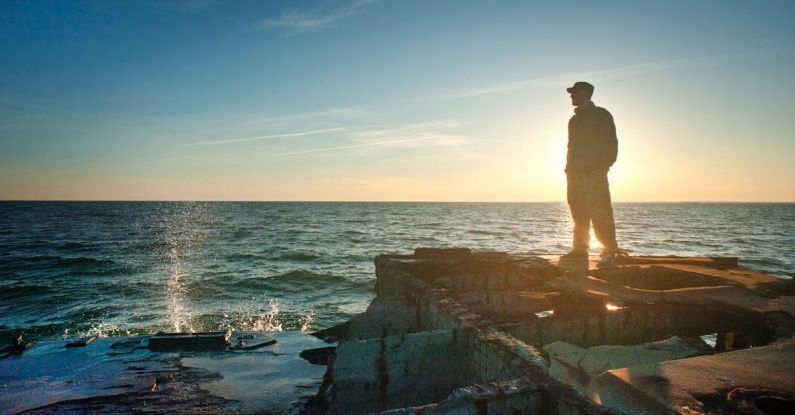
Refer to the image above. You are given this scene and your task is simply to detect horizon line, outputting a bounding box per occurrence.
[1,199,793,204]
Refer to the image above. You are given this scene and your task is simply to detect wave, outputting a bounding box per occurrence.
[59,256,117,267]
[277,252,319,261]
[0,283,52,300]
[268,269,348,284]
[52,265,138,278]
[9,254,61,262]
[1,255,118,270]
[468,229,495,235]
[53,241,97,250]
[227,270,371,293]
[740,258,781,266]
[227,251,326,263]
[0,323,70,344]
[231,228,257,238]
[226,252,267,261]
[58,304,120,321]
[131,240,173,251]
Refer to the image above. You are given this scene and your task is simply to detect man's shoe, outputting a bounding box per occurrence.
[597,252,617,268]
[560,250,588,260]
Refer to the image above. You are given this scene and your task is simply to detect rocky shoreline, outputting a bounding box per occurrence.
[305,248,795,414]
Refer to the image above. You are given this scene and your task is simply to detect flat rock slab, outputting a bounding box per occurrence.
[0,331,328,414]
[548,255,743,275]
[596,339,795,414]
[183,332,329,413]
[149,330,231,351]
[579,336,708,378]
[544,336,708,403]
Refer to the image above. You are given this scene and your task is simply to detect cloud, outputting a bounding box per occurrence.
[346,120,462,141]
[183,117,475,161]
[239,107,368,128]
[266,136,445,157]
[261,0,382,33]
[190,126,349,146]
[437,60,690,100]
[261,120,473,157]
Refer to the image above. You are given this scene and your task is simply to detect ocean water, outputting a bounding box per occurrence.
[1,201,793,343]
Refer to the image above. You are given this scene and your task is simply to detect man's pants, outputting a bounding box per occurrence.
[566,172,619,253]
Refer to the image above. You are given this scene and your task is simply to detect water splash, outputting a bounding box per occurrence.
[82,322,130,338]
[299,312,315,332]
[219,298,284,332]
[253,299,283,332]
[167,244,193,332]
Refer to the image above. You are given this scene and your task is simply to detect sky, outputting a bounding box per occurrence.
[1,0,794,202]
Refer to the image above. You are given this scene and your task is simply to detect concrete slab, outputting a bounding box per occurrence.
[597,340,795,414]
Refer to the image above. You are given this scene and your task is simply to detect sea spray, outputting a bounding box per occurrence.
[167,244,193,333]
[300,312,316,332]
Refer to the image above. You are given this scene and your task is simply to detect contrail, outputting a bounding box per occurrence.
[190,127,347,146]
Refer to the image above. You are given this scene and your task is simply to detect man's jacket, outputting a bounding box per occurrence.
[566,102,618,173]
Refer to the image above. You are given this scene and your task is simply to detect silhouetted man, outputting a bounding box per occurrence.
[561,81,620,266]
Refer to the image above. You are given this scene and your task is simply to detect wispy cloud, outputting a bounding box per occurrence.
[261,0,382,33]
[346,120,463,141]
[265,136,445,157]
[437,60,693,100]
[261,120,474,158]
[239,107,367,128]
[190,126,348,146]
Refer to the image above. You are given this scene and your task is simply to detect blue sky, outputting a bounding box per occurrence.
[1,0,794,201]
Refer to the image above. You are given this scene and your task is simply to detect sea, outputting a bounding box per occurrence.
[1,202,793,344]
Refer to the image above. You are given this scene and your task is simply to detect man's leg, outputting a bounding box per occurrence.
[566,173,590,253]
[588,173,619,253]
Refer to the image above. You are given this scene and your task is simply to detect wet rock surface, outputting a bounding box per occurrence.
[0,331,328,414]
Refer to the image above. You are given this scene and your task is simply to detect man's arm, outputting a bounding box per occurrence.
[599,109,618,169]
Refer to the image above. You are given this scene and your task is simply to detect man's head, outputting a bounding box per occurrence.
[567,81,594,107]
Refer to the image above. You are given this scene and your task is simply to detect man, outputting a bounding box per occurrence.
[561,81,621,266]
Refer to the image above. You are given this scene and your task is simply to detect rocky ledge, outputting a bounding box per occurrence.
[305,248,795,415]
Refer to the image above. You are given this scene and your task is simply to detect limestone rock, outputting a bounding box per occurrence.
[579,336,708,378]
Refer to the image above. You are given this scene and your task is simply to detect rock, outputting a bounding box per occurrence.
[229,339,277,350]
[596,339,795,414]
[311,321,349,341]
[543,340,588,388]
[0,335,34,359]
[542,336,710,403]
[300,346,336,365]
[346,297,419,340]
[414,247,472,258]
[148,330,231,351]
[65,335,97,348]
[579,336,708,378]
[306,249,795,414]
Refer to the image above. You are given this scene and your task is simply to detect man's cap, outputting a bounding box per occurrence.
[566,81,594,93]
